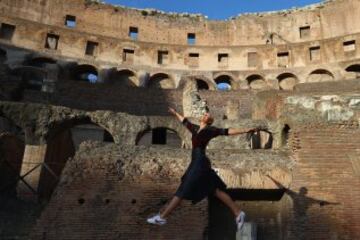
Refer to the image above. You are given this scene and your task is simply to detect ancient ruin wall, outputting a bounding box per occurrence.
[0,0,360,78]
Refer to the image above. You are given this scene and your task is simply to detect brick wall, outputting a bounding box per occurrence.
[287,124,360,240]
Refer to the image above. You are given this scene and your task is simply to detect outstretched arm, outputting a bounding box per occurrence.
[228,128,257,136]
[168,107,185,122]
[169,107,195,133]
[267,175,297,198]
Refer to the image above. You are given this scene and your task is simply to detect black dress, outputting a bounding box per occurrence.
[175,118,229,204]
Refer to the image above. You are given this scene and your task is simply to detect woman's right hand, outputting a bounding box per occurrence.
[168,107,177,115]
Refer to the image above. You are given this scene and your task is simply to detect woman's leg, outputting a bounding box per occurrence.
[160,196,182,219]
[214,189,241,217]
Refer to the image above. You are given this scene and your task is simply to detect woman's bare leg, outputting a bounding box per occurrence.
[214,189,241,217]
[160,196,182,219]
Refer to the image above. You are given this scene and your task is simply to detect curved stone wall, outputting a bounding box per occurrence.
[0,0,360,91]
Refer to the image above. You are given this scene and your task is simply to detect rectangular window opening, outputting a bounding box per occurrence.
[299,26,311,39]
[123,48,135,63]
[65,15,76,28]
[188,53,199,67]
[187,33,196,45]
[248,52,258,68]
[218,53,229,67]
[85,41,98,56]
[45,33,60,50]
[277,52,289,67]
[0,23,16,41]
[343,40,356,52]
[129,27,138,40]
[309,46,320,61]
[158,50,169,65]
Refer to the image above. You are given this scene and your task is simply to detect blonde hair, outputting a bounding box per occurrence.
[206,116,214,125]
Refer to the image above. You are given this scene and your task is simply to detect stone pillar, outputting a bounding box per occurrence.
[97,68,109,83]
[137,70,149,87]
[267,78,279,90]
[16,144,47,201]
[42,64,58,93]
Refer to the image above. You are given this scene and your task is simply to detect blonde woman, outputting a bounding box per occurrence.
[147,107,257,231]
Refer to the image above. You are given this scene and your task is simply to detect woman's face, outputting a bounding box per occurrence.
[201,112,213,125]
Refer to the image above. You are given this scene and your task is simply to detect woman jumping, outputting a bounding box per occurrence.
[147,107,257,231]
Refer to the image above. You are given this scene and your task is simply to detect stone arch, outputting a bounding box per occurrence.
[214,74,235,91]
[41,116,115,199]
[148,73,175,89]
[345,64,360,79]
[277,73,298,90]
[246,74,267,90]
[307,69,334,83]
[111,69,139,87]
[136,127,182,147]
[178,76,216,91]
[72,64,99,83]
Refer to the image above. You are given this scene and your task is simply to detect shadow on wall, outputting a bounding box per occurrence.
[208,181,340,240]
[268,176,340,240]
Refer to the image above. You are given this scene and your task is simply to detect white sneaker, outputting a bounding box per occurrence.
[147,214,167,225]
[236,211,246,231]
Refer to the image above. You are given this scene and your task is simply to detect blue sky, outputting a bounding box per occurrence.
[105,0,323,19]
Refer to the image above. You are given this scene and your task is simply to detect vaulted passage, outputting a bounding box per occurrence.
[247,74,267,90]
[307,69,334,82]
[215,75,232,91]
[110,69,138,87]
[148,73,175,89]
[277,73,298,90]
[72,64,98,83]
[345,64,360,79]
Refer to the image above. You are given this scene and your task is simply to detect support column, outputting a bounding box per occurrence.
[42,64,58,93]
[16,144,47,201]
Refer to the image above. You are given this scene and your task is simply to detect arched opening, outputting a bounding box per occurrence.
[40,119,114,200]
[277,73,298,90]
[282,124,290,148]
[70,123,114,150]
[148,73,175,89]
[214,75,232,91]
[247,75,267,90]
[25,57,56,68]
[0,116,25,197]
[111,69,138,87]
[136,127,182,147]
[196,79,209,90]
[73,64,98,83]
[17,67,46,91]
[0,48,7,62]
[345,64,360,79]
[307,69,334,82]
[248,130,273,149]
